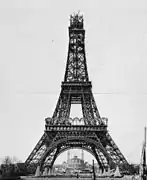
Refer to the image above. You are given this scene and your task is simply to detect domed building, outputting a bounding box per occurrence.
[54,150,93,173]
[67,155,85,170]
[66,150,86,171]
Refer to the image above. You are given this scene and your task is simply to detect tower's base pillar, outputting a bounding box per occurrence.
[43,167,48,176]
[48,168,51,175]
[35,165,41,177]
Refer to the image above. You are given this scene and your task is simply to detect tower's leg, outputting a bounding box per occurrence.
[43,167,48,176]
[91,146,104,171]
[48,167,52,175]
[106,132,128,165]
[35,165,41,177]
[25,133,47,165]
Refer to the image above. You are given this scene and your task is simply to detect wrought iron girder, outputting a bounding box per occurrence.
[96,149,108,169]
[43,148,60,168]
[50,83,103,125]
[50,82,103,125]
[25,133,47,164]
[81,91,102,125]
[91,146,104,171]
[52,90,71,119]
[38,131,113,171]
[105,132,128,164]
[27,145,47,165]
[64,20,89,82]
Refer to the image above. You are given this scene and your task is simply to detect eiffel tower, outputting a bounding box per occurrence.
[25,13,129,174]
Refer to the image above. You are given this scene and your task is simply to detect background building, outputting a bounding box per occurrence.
[54,150,94,173]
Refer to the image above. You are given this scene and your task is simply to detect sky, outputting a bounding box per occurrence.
[0,0,147,165]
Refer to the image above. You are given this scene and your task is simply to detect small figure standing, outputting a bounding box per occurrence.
[76,172,79,178]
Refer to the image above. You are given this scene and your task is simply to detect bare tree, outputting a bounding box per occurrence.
[0,156,23,177]
[12,156,22,164]
[2,156,12,165]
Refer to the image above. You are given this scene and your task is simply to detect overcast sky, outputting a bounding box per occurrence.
[0,0,147,165]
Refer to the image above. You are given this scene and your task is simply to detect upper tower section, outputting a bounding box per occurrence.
[69,13,84,29]
[64,13,89,83]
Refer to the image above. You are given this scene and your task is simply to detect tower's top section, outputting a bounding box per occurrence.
[64,13,89,82]
[69,13,84,29]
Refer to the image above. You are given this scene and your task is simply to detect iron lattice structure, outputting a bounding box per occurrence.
[25,13,129,173]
